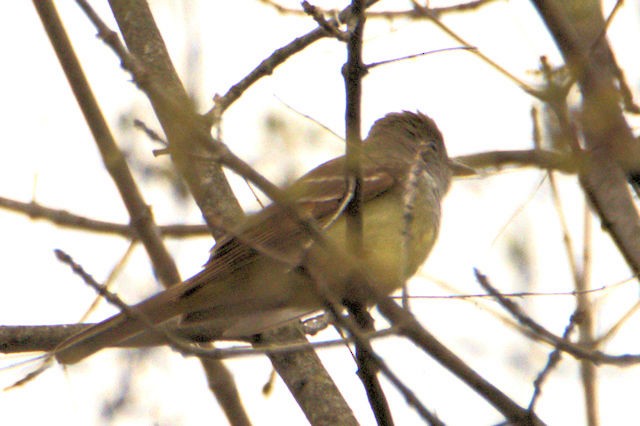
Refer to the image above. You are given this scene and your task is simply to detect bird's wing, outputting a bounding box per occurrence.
[200,156,397,276]
[53,157,398,365]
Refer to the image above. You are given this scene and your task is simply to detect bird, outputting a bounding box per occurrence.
[54,111,461,365]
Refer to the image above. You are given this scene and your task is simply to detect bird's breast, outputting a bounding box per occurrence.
[322,183,441,299]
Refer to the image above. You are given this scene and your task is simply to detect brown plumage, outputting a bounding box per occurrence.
[55,111,456,364]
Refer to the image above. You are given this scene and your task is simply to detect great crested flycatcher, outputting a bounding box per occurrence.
[55,111,460,364]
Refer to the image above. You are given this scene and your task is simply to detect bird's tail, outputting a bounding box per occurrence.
[53,288,183,365]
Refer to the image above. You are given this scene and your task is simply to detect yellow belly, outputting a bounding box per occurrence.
[320,188,439,300]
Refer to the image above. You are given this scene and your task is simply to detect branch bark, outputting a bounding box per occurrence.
[531,0,640,278]
[104,1,355,424]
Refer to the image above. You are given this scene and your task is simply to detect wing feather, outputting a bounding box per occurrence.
[182,156,396,296]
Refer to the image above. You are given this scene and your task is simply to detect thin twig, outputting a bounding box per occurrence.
[528,311,580,411]
[77,242,137,323]
[0,195,210,237]
[595,299,640,346]
[367,46,476,70]
[410,0,539,97]
[205,0,380,125]
[261,0,500,19]
[577,199,599,426]
[54,250,190,350]
[133,119,168,146]
[301,1,347,41]
[473,269,640,366]
[400,277,633,300]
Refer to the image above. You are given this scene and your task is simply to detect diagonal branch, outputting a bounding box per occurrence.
[105,0,241,238]
[35,4,249,421]
[81,1,356,423]
[34,1,180,289]
[376,295,542,425]
[531,0,640,277]
[204,0,380,125]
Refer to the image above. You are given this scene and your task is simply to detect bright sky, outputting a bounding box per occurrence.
[1,1,640,424]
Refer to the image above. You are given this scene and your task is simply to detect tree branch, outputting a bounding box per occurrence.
[204,0,380,125]
[89,1,354,423]
[531,0,640,277]
[34,0,180,288]
[0,195,210,238]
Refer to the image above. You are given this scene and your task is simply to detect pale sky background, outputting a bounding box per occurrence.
[1,1,640,425]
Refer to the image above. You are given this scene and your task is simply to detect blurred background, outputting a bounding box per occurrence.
[1,0,640,424]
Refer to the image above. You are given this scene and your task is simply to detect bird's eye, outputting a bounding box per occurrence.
[421,140,438,161]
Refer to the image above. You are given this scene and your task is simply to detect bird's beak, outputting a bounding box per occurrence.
[448,158,476,177]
